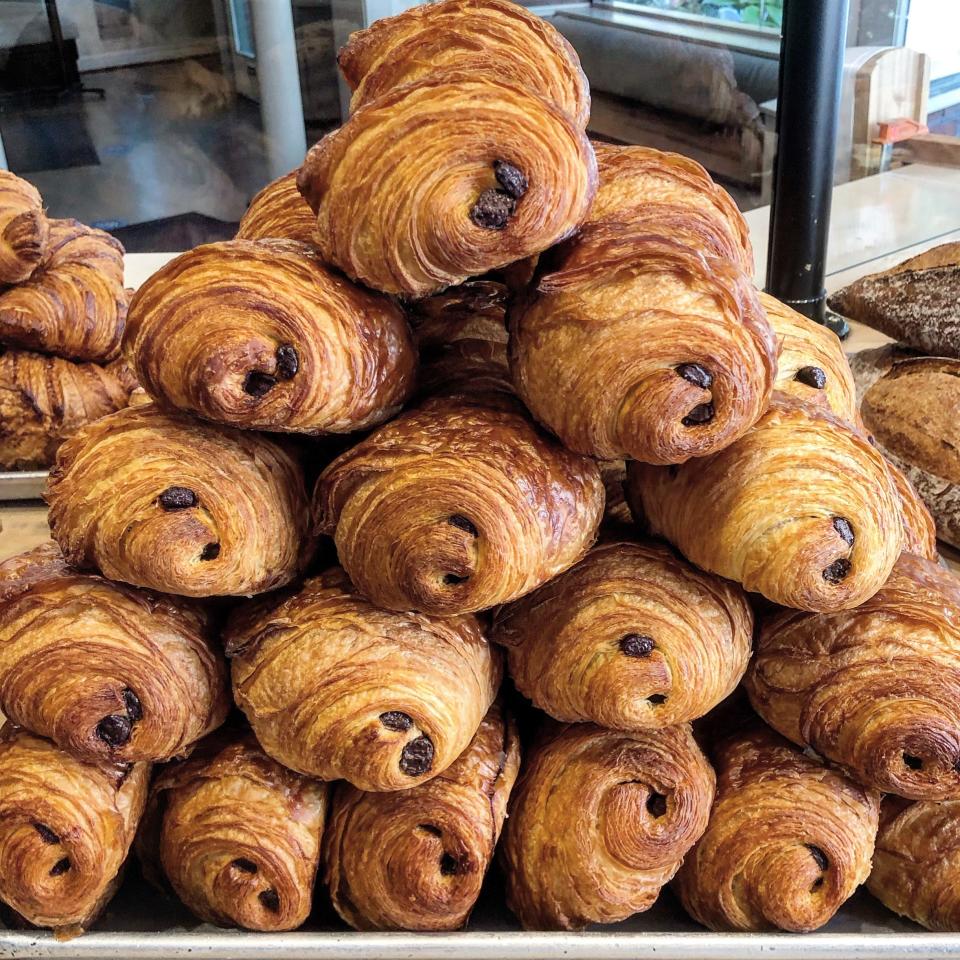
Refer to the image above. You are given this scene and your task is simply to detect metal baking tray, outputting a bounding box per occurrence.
[0,470,46,501]
[4,873,960,959]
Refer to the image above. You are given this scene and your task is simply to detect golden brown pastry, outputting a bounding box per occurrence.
[888,458,939,561]
[674,722,879,932]
[338,0,590,129]
[0,218,126,362]
[501,720,714,929]
[45,403,313,597]
[0,542,228,763]
[124,239,416,434]
[868,795,960,930]
[509,169,777,465]
[626,393,903,611]
[297,74,597,298]
[0,347,136,470]
[760,292,859,424]
[235,170,316,244]
[491,539,752,729]
[226,566,501,791]
[747,552,960,799]
[599,458,632,528]
[0,726,148,935]
[410,280,512,397]
[315,392,604,615]
[137,729,326,932]
[324,699,520,930]
[0,170,48,284]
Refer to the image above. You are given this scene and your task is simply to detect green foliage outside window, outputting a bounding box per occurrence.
[631,0,784,30]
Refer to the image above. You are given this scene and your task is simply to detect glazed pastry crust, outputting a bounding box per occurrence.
[626,392,903,611]
[323,700,520,930]
[339,0,590,129]
[492,539,753,729]
[236,171,317,244]
[226,566,502,791]
[500,721,714,930]
[0,726,148,934]
[45,403,313,598]
[298,73,597,298]
[315,392,604,615]
[0,542,229,763]
[0,170,48,284]
[868,796,960,930]
[0,348,136,470]
[0,219,126,362]
[747,551,960,799]
[887,459,939,561]
[675,722,879,932]
[137,729,327,932]
[124,239,416,434]
[510,156,776,465]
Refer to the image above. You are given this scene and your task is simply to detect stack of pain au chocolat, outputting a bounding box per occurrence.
[3,0,960,941]
[0,172,134,471]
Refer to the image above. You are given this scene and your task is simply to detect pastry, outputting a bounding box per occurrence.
[509,154,776,465]
[500,721,714,929]
[0,170,48,284]
[626,393,903,611]
[675,721,879,932]
[124,239,416,434]
[137,729,326,931]
[0,347,136,470]
[599,458,632,528]
[45,402,313,597]
[888,459,939,561]
[324,700,520,930]
[226,566,501,790]
[851,345,960,550]
[491,538,752,729]
[315,392,604,615]
[338,0,590,129]
[0,219,126,362]
[828,241,960,359]
[297,74,597,297]
[747,552,960,800]
[761,292,859,424]
[410,280,512,397]
[0,542,229,763]
[0,726,148,935]
[868,796,960,930]
[235,171,317,245]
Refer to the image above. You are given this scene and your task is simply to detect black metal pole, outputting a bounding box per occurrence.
[766,0,851,337]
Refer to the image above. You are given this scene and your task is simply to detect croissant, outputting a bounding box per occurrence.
[324,699,520,930]
[500,720,714,929]
[491,539,752,729]
[338,0,590,129]
[297,74,597,298]
[226,566,502,790]
[124,239,416,434]
[0,219,126,362]
[888,458,939,561]
[0,542,228,763]
[410,280,512,397]
[626,393,903,611]
[0,170,48,284]
[674,721,879,932]
[235,171,317,245]
[45,402,313,597]
[760,292,859,425]
[509,161,776,465]
[0,726,148,934]
[0,347,136,470]
[868,796,960,930]
[747,551,960,799]
[137,729,326,931]
[315,392,604,615]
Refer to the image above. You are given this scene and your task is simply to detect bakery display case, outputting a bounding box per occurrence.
[1,0,959,957]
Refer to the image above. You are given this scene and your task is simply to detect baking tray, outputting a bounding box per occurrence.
[0,470,46,501]
[3,874,960,959]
